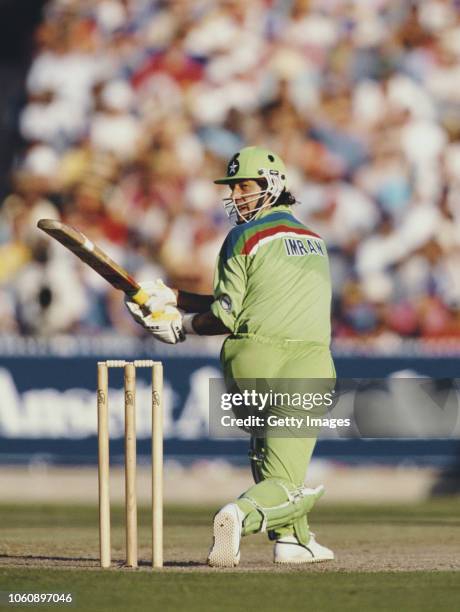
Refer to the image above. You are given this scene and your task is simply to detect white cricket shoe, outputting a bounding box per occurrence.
[207,503,244,568]
[274,533,334,564]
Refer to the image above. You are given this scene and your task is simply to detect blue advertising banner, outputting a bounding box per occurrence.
[0,340,459,465]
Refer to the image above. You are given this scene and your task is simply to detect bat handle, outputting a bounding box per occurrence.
[130,287,151,307]
[129,287,165,318]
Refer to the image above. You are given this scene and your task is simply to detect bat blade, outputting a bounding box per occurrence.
[37,219,149,305]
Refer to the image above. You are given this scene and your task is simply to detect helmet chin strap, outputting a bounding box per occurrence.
[222,170,285,225]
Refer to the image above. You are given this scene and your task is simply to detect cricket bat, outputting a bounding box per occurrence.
[37,218,150,308]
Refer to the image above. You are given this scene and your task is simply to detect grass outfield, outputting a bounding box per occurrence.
[2,569,459,612]
[1,501,459,611]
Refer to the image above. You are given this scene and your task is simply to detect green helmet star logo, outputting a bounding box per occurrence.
[215,146,287,185]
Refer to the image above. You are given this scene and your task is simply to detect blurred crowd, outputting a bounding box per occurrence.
[1,0,460,345]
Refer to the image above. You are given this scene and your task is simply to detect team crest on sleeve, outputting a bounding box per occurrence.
[219,294,232,312]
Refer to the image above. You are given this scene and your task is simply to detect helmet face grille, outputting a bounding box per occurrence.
[222,168,285,225]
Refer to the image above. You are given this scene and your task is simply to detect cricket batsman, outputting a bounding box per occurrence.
[126,146,335,566]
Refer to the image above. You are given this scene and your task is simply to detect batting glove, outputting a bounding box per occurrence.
[126,302,185,344]
[125,279,177,328]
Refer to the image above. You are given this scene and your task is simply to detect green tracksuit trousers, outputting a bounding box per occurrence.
[221,334,335,544]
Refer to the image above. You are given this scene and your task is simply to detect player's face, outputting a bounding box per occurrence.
[230,180,265,222]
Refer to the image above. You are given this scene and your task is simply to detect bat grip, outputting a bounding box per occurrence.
[130,287,150,307]
[129,287,157,318]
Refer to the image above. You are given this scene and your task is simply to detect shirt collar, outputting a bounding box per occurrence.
[253,204,293,222]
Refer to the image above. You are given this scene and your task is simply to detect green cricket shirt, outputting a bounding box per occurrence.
[211,205,332,345]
